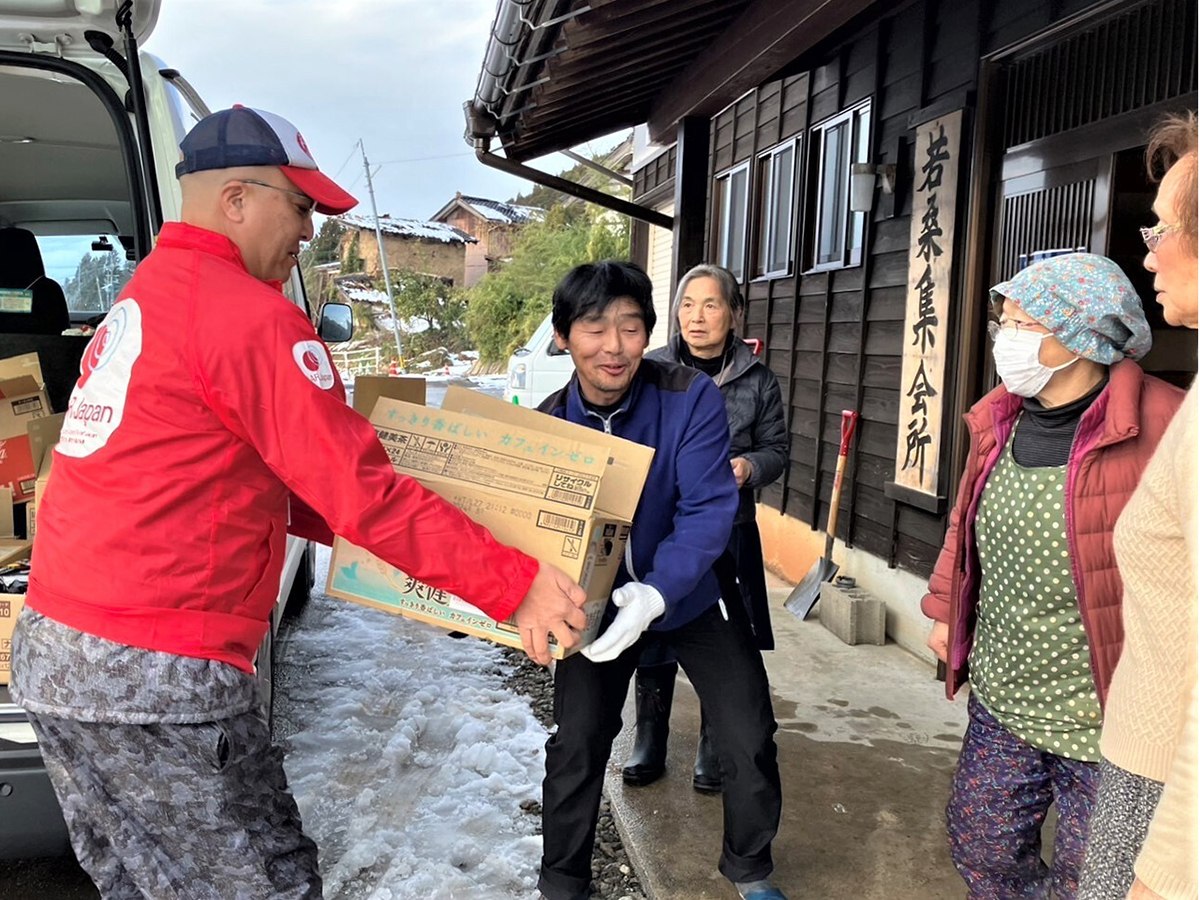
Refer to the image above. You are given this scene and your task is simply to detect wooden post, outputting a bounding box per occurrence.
[671,116,710,291]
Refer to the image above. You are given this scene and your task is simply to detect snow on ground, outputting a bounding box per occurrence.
[282,544,547,900]
[468,373,511,392]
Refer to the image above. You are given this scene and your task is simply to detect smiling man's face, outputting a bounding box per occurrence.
[555,297,649,406]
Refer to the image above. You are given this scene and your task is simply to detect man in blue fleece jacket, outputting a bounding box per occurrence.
[536,261,785,900]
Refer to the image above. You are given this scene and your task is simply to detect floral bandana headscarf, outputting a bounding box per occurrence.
[989,253,1152,363]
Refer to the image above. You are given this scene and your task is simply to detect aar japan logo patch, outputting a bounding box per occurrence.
[58,299,142,458]
[292,340,336,390]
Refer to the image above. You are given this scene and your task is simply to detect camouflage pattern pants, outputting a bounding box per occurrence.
[27,709,321,900]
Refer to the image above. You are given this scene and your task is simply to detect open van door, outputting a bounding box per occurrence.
[0,0,164,258]
[0,0,159,52]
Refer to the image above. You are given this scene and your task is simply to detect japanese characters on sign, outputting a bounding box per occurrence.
[893,109,962,497]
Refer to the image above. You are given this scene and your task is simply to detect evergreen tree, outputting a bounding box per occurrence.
[342,230,365,273]
[465,205,631,362]
[299,218,347,306]
[389,269,469,356]
[306,218,345,266]
[62,248,135,312]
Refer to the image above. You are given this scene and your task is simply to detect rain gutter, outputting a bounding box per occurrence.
[469,131,672,230]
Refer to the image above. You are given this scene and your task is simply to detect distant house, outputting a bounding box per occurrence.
[429,194,544,287]
[336,214,477,286]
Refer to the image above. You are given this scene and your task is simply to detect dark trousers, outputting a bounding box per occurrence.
[641,522,774,670]
[538,602,781,900]
[27,709,320,900]
[947,695,1100,900]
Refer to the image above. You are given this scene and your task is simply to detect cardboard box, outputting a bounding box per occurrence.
[0,352,44,386]
[327,390,654,657]
[0,593,25,685]
[0,372,50,503]
[25,413,61,539]
[0,486,11,538]
[351,375,426,417]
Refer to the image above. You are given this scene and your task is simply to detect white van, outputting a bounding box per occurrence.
[503,313,575,408]
[0,0,348,859]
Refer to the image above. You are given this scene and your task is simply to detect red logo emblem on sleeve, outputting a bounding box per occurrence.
[78,312,125,389]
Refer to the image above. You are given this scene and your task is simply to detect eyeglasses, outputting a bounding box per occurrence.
[235,179,316,216]
[987,319,1048,341]
[1140,222,1179,253]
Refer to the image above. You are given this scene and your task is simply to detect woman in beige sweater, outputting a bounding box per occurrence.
[1080,113,1198,900]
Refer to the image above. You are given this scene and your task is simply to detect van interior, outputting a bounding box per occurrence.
[0,61,134,412]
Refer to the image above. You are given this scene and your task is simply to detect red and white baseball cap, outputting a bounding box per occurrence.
[176,105,358,215]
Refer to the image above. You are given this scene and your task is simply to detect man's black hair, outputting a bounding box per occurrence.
[551,260,656,339]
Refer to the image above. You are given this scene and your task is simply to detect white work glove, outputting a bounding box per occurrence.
[582,582,666,663]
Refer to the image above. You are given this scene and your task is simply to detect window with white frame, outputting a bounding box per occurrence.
[757,139,799,277]
[714,163,749,280]
[809,101,872,270]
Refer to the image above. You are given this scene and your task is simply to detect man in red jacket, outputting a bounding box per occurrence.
[9,106,586,900]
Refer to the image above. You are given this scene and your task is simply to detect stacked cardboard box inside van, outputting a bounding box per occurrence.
[0,351,56,684]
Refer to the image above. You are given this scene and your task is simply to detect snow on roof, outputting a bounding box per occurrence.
[459,196,544,224]
[340,286,390,305]
[430,194,544,226]
[337,214,477,244]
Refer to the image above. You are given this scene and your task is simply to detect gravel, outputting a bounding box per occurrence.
[501,648,646,900]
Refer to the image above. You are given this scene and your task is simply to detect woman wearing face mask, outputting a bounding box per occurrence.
[921,252,1184,900]
[621,263,788,794]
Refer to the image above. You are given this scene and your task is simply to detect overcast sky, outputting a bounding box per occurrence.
[143,0,604,221]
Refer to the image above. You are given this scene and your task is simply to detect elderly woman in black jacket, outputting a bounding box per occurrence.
[622,263,790,793]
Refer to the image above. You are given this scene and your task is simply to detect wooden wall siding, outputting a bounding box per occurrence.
[1001,0,1197,150]
[985,0,1054,55]
[780,75,811,138]
[633,0,1183,578]
[755,82,784,148]
[843,27,878,107]
[632,145,676,199]
[712,111,737,173]
[733,94,758,163]
[808,59,843,124]
[928,0,982,99]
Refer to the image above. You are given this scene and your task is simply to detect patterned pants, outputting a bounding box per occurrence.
[947,695,1101,899]
[27,709,321,900]
[1077,758,1164,899]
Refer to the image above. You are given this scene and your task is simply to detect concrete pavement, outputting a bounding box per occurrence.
[605,575,970,900]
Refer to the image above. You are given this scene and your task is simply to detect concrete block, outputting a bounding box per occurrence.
[818,580,886,646]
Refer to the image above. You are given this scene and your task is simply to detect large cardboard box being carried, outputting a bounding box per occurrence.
[327,386,654,657]
[0,353,51,503]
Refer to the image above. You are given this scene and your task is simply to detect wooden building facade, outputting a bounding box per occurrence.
[468,0,1197,652]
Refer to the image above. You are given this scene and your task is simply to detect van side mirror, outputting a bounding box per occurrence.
[318,302,353,343]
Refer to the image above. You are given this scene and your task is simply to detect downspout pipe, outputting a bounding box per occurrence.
[468,131,673,230]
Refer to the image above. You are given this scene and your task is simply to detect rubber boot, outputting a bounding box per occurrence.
[621,663,676,787]
[692,715,723,794]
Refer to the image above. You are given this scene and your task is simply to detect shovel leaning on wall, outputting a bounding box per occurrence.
[784,409,859,620]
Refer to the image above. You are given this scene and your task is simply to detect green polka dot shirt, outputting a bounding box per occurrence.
[968,431,1102,761]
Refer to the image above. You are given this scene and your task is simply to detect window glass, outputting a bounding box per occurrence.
[715,165,749,280]
[809,101,872,270]
[38,235,134,316]
[848,106,873,263]
[770,145,795,272]
[816,121,849,266]
[758,142,797,276]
